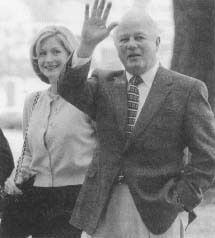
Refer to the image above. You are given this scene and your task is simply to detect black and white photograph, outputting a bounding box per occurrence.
[0,1,215,237]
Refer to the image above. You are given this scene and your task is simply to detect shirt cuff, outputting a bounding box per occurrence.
[72,50,91,68]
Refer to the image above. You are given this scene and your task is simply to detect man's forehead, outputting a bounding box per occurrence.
[120,11,155,25]
[117,21,155,36]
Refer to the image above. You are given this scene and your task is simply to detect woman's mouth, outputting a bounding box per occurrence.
[44,65,58,71]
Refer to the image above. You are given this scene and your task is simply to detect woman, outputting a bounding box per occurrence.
[2,26,96,238]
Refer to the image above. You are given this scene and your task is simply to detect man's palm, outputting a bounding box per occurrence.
[81,0,118,47]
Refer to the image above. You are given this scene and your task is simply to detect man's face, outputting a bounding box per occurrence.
[115,20,160,75]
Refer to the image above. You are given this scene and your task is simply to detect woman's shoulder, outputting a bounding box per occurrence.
[24,90,44,109]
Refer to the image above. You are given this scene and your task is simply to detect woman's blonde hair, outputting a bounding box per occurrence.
[30,25,79,84]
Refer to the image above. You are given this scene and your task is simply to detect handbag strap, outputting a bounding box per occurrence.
[14,92,40,184]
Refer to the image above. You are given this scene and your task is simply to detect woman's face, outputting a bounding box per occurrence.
[38,36,69,84]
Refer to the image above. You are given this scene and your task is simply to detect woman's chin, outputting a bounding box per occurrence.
[45,74,59,83]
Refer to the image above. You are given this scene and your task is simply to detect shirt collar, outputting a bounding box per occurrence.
[47,87,60,100]
[126,61,159,87]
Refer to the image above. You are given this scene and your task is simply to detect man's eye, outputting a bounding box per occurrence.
[135,36,144,41]
[119,38,128,43]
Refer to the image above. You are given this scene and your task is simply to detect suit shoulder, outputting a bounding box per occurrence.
[161,67,205,89]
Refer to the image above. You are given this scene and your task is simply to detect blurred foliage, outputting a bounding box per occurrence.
[0,112,22,130]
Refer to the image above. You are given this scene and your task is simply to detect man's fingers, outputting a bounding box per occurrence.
[102,2,112,23]
[97,0,106,17]
[91,0,99,17]
[107,22,118,34]
[85,4,90,21]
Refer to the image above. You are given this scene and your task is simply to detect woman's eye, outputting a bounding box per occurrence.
[53,49,61,55]
[39,51,46,56]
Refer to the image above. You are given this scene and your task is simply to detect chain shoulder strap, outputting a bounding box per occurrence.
[14,92,40,184]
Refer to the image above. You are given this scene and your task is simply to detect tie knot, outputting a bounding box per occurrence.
[130,75,143,86]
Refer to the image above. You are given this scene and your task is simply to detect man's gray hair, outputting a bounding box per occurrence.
[112,10,159,44]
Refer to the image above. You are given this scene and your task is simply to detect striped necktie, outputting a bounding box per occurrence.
[116,75,143,184]
[126,75,143,135]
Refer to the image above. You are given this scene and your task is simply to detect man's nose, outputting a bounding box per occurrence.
[126,38,137,49]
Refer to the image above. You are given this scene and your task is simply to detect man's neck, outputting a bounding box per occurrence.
[126,61,159,83]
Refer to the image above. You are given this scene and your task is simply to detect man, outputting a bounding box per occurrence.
[58,0,215,237]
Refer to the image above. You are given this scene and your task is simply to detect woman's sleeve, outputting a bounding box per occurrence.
[21,92,37,168]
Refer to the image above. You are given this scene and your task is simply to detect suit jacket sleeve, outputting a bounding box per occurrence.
[0,129,14,186]
[176,80,215,211]
[58,55,98,120]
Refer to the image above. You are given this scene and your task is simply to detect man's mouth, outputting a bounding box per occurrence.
[127,54,141,59]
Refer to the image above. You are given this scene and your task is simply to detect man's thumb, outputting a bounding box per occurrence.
[107,22,118,34]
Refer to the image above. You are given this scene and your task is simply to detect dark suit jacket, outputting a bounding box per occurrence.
[0,129,14,214]
[58,60,215,235]
[0,129,14,187]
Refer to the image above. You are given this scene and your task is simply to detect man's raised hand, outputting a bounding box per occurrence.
[78,0,118,57]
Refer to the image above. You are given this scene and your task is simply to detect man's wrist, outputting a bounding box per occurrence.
[172,189,185,210]
[77,42,96,58]
[72,50,91,68]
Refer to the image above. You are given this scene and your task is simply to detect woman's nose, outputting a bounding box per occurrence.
[44,53,53,61]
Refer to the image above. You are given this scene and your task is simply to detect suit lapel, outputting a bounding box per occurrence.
[109,71,128,138]
[127,67,173,146]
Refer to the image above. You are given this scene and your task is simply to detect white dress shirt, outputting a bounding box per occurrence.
[126,62,159,121]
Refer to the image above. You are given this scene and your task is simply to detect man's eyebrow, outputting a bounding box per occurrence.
[134,32,148,36]
[118,32,146,37]
[118,34,129,38]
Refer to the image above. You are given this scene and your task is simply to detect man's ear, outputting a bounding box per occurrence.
[156,36,160,48]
